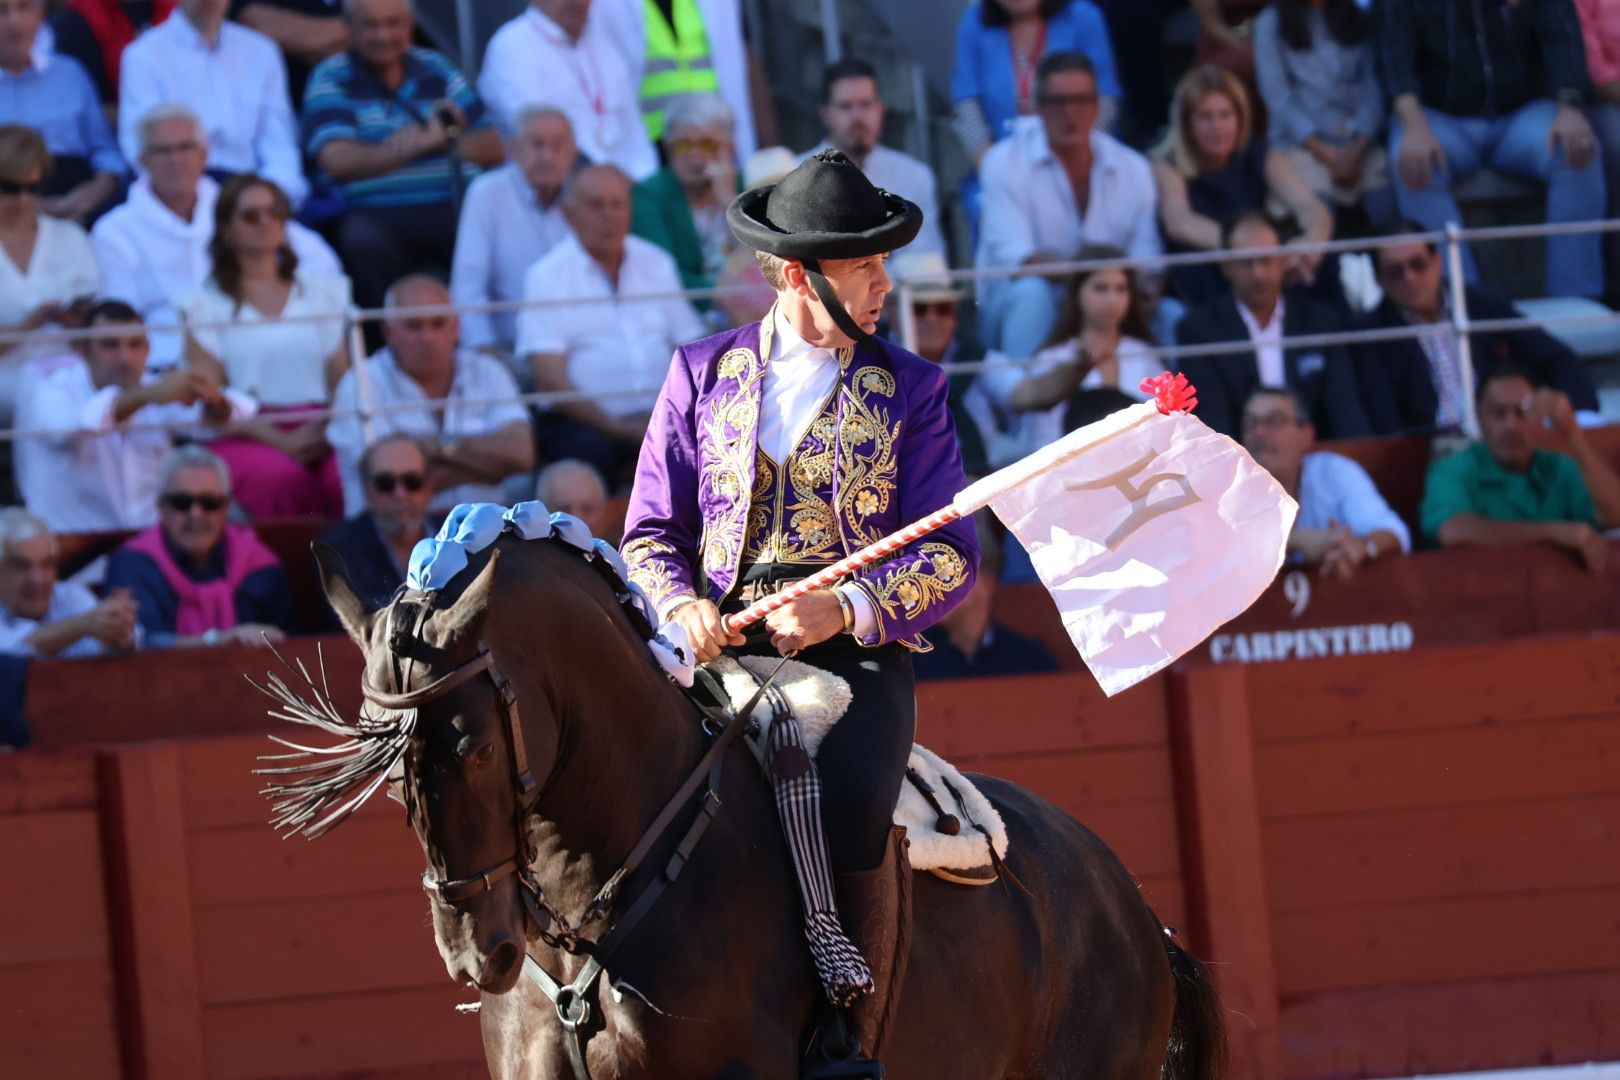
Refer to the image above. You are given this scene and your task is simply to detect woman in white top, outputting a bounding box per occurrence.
[1007,243,1160,451]
[182,175,351,519]
[0,126,101,422]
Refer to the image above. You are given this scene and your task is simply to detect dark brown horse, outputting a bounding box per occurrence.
[302,533,1225,1079]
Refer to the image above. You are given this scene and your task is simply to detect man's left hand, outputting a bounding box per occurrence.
[762,589,845,655]
[1530,386,1578,437]
[1549,105,1597,171]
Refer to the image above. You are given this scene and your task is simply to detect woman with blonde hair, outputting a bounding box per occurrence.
[181,174,351,519]
[1152,64,1332,305]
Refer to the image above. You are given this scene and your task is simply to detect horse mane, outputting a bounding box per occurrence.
[256,530,678,841]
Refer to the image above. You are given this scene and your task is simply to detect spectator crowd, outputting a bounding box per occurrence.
[1,0,1619,732]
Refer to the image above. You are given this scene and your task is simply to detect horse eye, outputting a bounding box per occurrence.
[473,742,497,766]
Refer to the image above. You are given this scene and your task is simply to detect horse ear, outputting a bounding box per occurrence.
[433,549,501,651]
[313,543,373,650]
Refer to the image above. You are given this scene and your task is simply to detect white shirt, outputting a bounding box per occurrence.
[0,580,105,659]
[118,15,307,203]
[1295,451,1412,553]
[595,0,759,160]
[760,304,841,462]
[478,8,658,181]
[805,142,947,261]
[0,215,100,337]
[180,272,351,406]
[975,118,1161,299]
[517,234,705,419]
[13,354,257,533]
[977,335,1159,460]
[327,347,531,515]
[450,163,575,351]
[1236,296,1287,388]
[91,176,342,369]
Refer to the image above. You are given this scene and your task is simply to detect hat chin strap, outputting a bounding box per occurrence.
[799,257,872,344]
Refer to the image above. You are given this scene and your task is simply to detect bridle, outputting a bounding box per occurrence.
[363,594,776,1080]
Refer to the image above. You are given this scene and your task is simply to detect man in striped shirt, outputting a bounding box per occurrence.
[301,0,503,310]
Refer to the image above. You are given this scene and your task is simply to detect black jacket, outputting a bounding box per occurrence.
[1353,285,1601,435]
[1175,289,1372,440]
[314,512,410,629]
[1378,0,1591,117]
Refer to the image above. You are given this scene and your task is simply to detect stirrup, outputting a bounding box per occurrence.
[803,1008,883,1080]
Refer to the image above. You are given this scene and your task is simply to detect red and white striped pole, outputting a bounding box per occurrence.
[719,372,1197,635]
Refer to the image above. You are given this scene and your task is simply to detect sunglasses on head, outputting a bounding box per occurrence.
[371,471,425,494]
[911,301,957,317]
[0,178,43,196]
[162,492,229,513]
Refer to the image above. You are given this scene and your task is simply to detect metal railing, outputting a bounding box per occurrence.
[2,216,1617,451]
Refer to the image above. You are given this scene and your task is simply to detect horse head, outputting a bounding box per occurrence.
[317,541,540,994]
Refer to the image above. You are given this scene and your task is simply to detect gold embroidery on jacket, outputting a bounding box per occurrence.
[742,392,842,565]
[699,345,766,583]
[620,536,687,609]
[836,365,901,547]
[865,542,971,621]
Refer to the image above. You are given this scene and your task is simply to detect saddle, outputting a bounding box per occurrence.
[705,655,1010,886]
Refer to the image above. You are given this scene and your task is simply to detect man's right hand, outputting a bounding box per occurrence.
[1555,521,1609,573]
[1396,119,1446,190]
[670,598,745,663]
[89,590,138,648]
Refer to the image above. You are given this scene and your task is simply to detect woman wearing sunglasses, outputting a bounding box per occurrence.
[179,173,352,519]
[0,125,101,403]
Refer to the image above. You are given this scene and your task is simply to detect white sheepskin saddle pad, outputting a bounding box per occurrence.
[707,655,1010,885]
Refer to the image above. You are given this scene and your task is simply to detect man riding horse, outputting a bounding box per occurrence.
[621,148,981,1069]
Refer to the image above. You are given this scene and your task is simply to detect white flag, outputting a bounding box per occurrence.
[957,401,1297,696]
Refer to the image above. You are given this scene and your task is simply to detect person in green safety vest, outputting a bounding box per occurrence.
[637,0,720,144]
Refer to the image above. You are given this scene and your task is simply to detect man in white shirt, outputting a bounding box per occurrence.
[804,57,946,263]
[519,163,704,484]
[328,275,536,515]
[91,105,340,369]
[0,508,137,659]
[1240,386,1409,579]
[117,0,307,203]
[975,51,1161,359]
[450,106,580,355]
[478,0,658,181]
[14,300,254,533]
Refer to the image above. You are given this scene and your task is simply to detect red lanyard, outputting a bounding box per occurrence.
[1011,20,1047,115]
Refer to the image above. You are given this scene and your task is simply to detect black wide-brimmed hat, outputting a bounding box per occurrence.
[726,149,922,341]
[727,148,923,261]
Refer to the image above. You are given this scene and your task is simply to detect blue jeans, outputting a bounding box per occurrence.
[1389,101,1606,299]
[979,276,1060,359]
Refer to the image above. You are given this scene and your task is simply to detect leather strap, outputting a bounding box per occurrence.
[800,257,871,344]
[363,650,493,710]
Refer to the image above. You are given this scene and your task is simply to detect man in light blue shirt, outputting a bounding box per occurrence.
[0,0,124,222]
[973,50,1160,360]
[1242,385,1410,579]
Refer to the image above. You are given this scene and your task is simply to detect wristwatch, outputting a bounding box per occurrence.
[1558,87,1586,109]
[834,588,856,634]
[1362,538,1380,562]
[202,628,222,646]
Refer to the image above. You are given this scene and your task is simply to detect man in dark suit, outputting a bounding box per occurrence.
[1176,211,1371,440]
[1355,226,1602,435]
[316,434,433,624]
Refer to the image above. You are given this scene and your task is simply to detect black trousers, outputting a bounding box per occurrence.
[733,630,915,874]
[338,201,459,312]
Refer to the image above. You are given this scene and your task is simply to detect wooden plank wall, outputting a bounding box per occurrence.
[1242,634,1620,1078]
[0,751,123,1077]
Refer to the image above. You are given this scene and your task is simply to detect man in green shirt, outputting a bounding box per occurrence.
[1421,367,1620,571]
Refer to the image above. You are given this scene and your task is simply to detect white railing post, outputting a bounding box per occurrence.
[896,279,919,356]
[347,313,375,448]
[1443,222,1479,437]
[820,0,842,62]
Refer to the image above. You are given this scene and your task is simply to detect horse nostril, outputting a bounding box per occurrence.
[485,940,522,983]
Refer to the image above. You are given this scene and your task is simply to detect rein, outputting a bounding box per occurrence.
[369,605,789,1080]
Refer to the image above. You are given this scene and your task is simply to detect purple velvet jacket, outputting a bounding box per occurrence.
[621,313,979,648]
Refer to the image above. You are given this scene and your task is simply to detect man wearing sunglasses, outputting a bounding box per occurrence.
[316,433,433,620]
[105,444,296,648]
[1355,224,1603,436]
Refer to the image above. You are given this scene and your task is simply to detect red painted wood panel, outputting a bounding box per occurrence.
[917,671,1169,758]
[1254,714,1620,819]
[1279,971,1620,1078]
[203,986,486,1080]
[0,748,99,811]
[0,811,112,966]
[189,816,422,907]
[1264,793,1620,911]
[0,961,124,1077]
